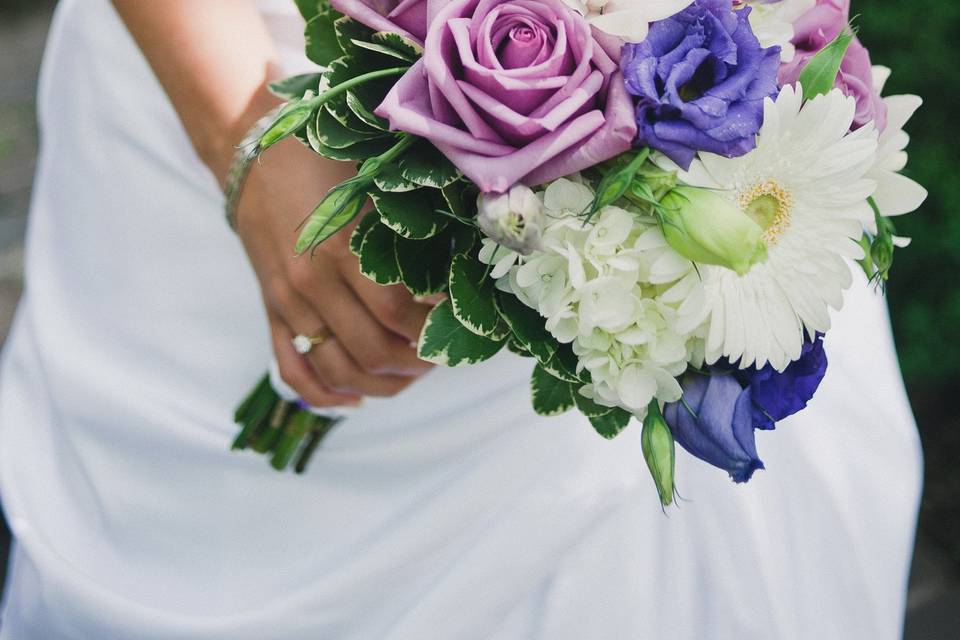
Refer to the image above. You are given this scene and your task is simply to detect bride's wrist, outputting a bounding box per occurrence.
[200,84,283,188]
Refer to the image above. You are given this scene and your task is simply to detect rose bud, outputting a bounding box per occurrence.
[658,186,768,275]
[477,184,544,255]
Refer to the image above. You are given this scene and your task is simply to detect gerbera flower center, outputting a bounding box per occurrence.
[738,181,793,244]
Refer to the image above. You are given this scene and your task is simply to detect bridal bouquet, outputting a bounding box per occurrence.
[233,0,926,504]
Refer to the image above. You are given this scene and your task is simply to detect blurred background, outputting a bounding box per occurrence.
[0,1,957,635]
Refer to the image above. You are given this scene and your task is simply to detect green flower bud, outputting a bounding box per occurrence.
[259,98,316,151]
[641,400,675,507]
[658,186,768,275]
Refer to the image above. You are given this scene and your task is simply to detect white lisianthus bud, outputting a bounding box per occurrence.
[477,184,544,255]
[658,186,768,275]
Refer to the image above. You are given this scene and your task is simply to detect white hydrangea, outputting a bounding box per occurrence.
[478,178,705,419]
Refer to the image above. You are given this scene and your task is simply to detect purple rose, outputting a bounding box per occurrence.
[331,0,430,44]
[620,0,780,170]
[778,0,887,131]
[374,0,637,193]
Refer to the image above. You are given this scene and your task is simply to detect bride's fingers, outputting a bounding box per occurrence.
[340,265,433,344]
[308,337,417,397]
[271,288,422,396]
[269,318,361,408]
[295,275,432,377]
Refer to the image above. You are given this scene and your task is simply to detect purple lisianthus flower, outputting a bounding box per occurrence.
[735,333,828,430]
[664,334,828,482]
[664,372,764,483]
[620,0,781,169]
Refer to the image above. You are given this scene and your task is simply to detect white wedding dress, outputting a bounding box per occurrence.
[0,1,923,638]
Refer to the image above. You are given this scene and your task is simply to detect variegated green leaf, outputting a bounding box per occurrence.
[399,140,462,188]
[371,188,448,239]
[573,390,615,418]
[346,91,388,130]
[495,292,556,364]
[417,299,505,367]
[315,106,383,149]
[358,220,403,285]
[350,38,417,63]
[374,162,421,192]
[589,407,633,439]
[394,232,451,296]
[531,365,575,416]
[269,73,322,100]
[448,253,506,339]
[370,32,422,61]
[349,210,380,257]
[304,10,341,67]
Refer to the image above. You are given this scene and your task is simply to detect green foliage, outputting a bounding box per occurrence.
[530,365,575,416]
[417,300,506,366]
[798,30,854,99]
[448,253,505,338]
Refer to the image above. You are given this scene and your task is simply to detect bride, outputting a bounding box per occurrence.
[0,1,922,638]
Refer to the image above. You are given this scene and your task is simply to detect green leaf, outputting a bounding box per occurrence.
[540,344,584,384]
[374,163,421,192]
[349,210,380,257]
[334,17,373,58]
[418,299,505,366]
[296,188,367,254]
[304,10,342,67]
[440,180,478,223]
[294,0,323,21]
[495,292,556,364]
[450,223,479,255]
[349,38,417,63]
[798,29,855,100]
[398,140,462,188]
[395,232,452,296]
[448,253,507,338]
[531,365,575,416]
[589,407,633,439]
[358,220,403,285]
[506,337,533,358]
[346,91,388,130]
[269,73,322,100]
[370,32,422,61]
[641,401,676,507]
[573,391,615,418]
[315,106,383,149]
[307,129,395,162]
[371,188,448,239]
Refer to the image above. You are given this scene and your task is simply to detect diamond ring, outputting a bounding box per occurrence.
[292,328,331,355]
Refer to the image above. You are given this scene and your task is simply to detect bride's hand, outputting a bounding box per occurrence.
[236,137,434,408]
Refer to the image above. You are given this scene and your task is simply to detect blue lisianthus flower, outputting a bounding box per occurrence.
[736,334,829,430]
[664,371,764,483]
[664,335,828,482]
[620,0,781,169]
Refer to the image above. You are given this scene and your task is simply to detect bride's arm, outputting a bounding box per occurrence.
[112,1,434,407]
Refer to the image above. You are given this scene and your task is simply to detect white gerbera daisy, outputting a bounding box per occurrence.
[667,84,879,371]
[865,66,928,226]
[735,0,814,62]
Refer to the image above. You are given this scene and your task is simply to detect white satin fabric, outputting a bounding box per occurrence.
[0,1,922,638]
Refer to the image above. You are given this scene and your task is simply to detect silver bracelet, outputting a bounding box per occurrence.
[223,105,284,231]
